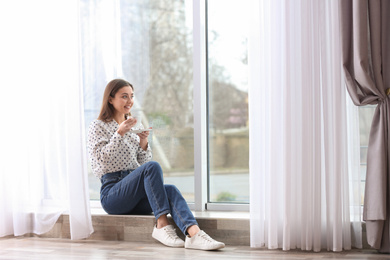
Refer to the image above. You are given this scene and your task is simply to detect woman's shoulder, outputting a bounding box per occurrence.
[89,119,107,131]
[90,119,115,126]
[89,119,117,131]
[90,119,103,125]
[89,119,103,128]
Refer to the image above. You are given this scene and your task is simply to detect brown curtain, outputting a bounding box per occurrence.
[340,0,390,252]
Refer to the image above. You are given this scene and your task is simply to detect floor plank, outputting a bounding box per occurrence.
[1,237,390,260]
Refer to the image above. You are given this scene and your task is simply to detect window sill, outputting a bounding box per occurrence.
[90,200,249,219]
[90,207,249,220]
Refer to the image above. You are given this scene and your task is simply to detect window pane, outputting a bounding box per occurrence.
[81,0,194,202]
[207,0,250,203]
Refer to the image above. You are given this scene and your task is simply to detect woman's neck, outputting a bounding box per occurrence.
[113,113,125,125]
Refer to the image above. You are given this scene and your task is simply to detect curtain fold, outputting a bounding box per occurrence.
[249,0,362,251]
[339,0,390,252]
[0,0,93,239]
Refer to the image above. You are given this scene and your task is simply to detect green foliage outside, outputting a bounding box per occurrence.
[216,191,237,202]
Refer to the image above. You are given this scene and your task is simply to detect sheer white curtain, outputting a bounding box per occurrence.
[0,0,93,239]
[249,0,362,251]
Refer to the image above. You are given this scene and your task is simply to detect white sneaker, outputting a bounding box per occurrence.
[185,230,225,250]
[152,225,185,248]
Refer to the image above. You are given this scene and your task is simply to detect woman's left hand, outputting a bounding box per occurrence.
[137,128,152,151]
[137,130,150,140]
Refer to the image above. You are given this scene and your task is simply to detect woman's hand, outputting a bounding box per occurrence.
[138,128,152,150]
[117,117,137,136]
[137,130,150,140]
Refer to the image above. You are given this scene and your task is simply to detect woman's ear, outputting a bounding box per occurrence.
[108,97,113,104]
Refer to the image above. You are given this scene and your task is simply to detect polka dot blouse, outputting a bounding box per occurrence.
[87,119,152,179]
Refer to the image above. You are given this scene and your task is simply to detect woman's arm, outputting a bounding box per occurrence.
[87,121,126,165]
[137,129,152,164]
[138,131,149,151]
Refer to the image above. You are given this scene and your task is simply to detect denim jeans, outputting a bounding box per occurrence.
[100,161,198,235]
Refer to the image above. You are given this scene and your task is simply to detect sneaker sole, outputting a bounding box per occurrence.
[185,244,225,251]
[152,234,185,248]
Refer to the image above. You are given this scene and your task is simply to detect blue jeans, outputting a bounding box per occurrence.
[100,161,198,235]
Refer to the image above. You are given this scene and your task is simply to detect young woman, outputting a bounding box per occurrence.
[87,79,225,250]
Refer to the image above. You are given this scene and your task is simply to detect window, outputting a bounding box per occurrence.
[81,0,195,202]
[81,0,250,209]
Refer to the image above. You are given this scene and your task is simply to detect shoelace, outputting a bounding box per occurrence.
[199,232,215,243]
[165,227,179,240]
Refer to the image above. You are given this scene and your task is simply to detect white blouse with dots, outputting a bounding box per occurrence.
[87,119,152,179]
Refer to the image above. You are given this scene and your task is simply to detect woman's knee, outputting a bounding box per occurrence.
[164,184,181,196]
[145,161,162,172]
[143,161,164,182]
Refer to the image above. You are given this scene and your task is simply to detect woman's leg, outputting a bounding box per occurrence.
[163,184,198,235]
[130,197,153,215]
[187,225,200,237]
[164,184,225,250]
[100,161,170,217]
[100,161,224,250]
[100,161,194,230]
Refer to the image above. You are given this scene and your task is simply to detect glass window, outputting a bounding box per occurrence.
[207,0,250,203]
[80,0,194,202]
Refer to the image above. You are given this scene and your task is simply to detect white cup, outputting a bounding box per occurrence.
[131,111,142,129]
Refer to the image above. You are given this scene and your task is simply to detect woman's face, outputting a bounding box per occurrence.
[109,86,134,116]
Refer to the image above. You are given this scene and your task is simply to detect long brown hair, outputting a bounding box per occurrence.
[97,79,134,122]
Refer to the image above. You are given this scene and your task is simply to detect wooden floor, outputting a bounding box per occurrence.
[1,237,390,260]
